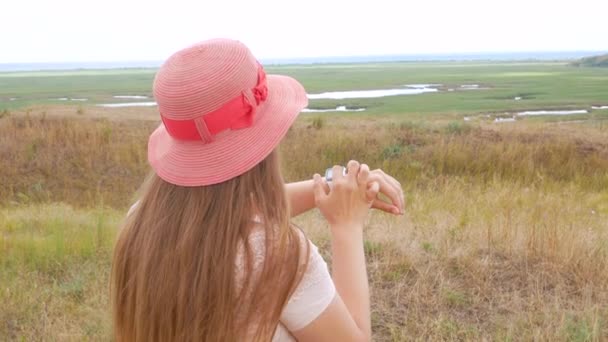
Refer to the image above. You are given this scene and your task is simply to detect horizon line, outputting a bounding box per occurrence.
[0,50,606,73]
[1,49,606,66]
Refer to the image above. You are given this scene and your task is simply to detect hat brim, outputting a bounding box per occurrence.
[148,75,308,186]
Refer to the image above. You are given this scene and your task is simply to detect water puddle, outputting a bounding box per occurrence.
[308,88,437,100]
[52,97,88,102]
[113,95,149,99]
[461,84,480,89]
[302,105,366,113]
[404,84,442,89]
[292,83,486,100]
[485,108,593,123]
[552,120,588,124]
[97,102,157,108]
[494,117,516,123]
[514,96,522,101]
[517,109,588,116]
[592,105,608,110]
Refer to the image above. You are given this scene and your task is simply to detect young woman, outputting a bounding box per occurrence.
[111,39,404,342]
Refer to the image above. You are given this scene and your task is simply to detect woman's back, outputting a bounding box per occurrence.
[113,149,307,341]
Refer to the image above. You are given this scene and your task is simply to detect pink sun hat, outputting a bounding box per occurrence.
[148,39,308,186]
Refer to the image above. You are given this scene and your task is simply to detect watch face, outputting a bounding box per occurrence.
[324,167,346,182]
[324,168,334,182]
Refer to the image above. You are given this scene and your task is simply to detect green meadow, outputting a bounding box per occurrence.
[1,61,608,340]
[2,61,608,119]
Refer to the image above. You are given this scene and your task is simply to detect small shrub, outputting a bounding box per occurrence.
[101,126,112,144]
[0,109,10,119]
[16,192,30,204]
[443,289,470,307]
[26,138,44,160]
[382,261,412,281]
[311,116,324,130]
[77,106,85,115]
[363,240,383,257]
[563,316,594,342]
[446,121,472,135]
[399,121,423,131]
[382,144,403,160]
[58,275,86,302]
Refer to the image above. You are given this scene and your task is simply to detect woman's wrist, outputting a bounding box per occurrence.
[329,222,364,241]
[285,179,321,217]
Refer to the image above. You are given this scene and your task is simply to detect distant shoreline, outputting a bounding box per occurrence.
[1,51,606,72]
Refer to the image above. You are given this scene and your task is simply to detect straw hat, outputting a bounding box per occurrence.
[148,39,308,186]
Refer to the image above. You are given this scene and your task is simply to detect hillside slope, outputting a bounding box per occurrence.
[571,53,608,67]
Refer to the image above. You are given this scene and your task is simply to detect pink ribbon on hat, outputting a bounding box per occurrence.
[160,63,268,143]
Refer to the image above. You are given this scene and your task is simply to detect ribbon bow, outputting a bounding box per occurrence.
[252,67,268,105]
[234,64,268,130]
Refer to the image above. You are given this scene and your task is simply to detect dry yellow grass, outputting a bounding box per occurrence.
[1,108,607,341]
[300,180,608,341]
[2,108,607,208]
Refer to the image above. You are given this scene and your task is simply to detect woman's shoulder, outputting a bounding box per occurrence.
[242,223,335,331]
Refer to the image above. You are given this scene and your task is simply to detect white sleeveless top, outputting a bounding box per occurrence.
[127,203,336,340]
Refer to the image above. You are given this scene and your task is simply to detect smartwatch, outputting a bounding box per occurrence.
[324,166,347,183]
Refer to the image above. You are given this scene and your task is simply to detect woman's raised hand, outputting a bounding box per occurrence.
[313,161,380,229]
[368,169,404,215]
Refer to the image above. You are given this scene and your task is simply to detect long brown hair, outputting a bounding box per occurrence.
[111,150,306,341]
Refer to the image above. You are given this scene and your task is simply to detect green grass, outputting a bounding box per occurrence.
[0,204,120,340]
[0,69,156,109]
[2,61,608,118]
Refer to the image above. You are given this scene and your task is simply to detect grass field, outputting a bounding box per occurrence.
[1,61,608,341]
[2,61,608,118]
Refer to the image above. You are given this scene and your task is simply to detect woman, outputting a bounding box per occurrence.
[111,39,404,341]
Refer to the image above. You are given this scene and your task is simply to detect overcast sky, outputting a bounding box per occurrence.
[2,0,607,63]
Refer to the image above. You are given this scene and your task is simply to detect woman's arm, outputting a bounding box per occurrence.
[292,162,377,341]
[292,225,370,342]
[285,169,405,218]
[327,223,371,338]
[285,179,318,218]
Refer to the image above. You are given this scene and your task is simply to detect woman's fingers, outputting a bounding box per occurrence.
[370,169,405,214]
[357,163,370,188]
[366,181,380,204]
[323,164,405,215]
[313,174,328,205]
[346,160,360,182]
[371,198,400,214]
[379,171,403,209]
[382,171,403,211]
[384,172,405,213]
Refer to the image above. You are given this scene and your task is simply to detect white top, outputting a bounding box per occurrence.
[235,228,336,341]
[127,203,336,340]
[274,236,336,340]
